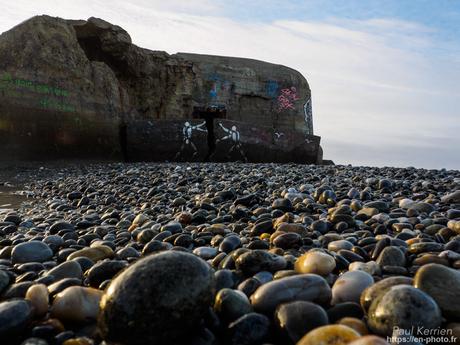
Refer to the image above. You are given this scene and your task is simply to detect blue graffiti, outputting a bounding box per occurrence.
[266,80,279,98]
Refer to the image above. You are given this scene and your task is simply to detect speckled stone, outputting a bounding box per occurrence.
[414,263,460,319]
[98,251,215,345]
[367,285,441,336]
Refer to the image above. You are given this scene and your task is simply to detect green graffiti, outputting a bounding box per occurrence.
[0,72,69,97]
[40,98,76,113]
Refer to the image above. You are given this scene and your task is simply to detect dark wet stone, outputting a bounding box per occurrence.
[272,198,293,212]
[414,263,460,320]
[368,285,441,336]
[45,260,82,281]
[0,270,11,294]
[238,278,261,297]
[376,246,406,267]
[250,274,331,314]
[87,260,128,288]
[227,312,270,345]
[272,232,302,249]
[49,221,75,235]
[326,302,364,323]
[12,241,53,264]
[235,250,286,276]
[408,242,444,254]
[360,276,413,312]
[219,236,242,253]
[275,301,328,343]
[98,251,215,345]
[214,269,238,290]
[71,256,94,272]
[214,288,253,323]
[0,299,33,338]
[251,220,273,236]
[2,281,34,298]
[47,278,82,296]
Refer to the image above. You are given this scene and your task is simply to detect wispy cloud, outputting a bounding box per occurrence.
[0,0,458,169]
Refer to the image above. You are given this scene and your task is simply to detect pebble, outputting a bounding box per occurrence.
[51,286,103,324]
[45,261,83,281]
[0,299,33,339]
[25,284,49,318]
[331,270,374,305]
[250,274,331,314]
[294,251,336,276]
[11,241,53,264]
[227,312,270,345]
[414,263,460,319]
[296,324,360,345]
[214,288,253,323]
[360,276,413,311]
[98,251,214,345]
[274,301,329,343]
[367,285,442,336]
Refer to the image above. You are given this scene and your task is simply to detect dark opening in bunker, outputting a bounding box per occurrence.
[193,105,226,161]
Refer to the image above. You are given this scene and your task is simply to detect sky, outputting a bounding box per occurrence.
[1,0,459,170]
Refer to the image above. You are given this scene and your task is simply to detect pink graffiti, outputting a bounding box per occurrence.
[277,87,300,112]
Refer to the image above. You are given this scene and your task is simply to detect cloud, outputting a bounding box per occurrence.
[0,1,458,169]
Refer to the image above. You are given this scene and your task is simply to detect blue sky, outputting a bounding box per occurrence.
[1,0,459,169]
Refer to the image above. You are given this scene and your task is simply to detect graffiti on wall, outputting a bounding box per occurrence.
[303,96,313,135]
[0,72,76,113]
[277,87,300,112]
[174,121,207,159]
[217,122,247,162]
[208,73,233,104]
[265,80,279,99]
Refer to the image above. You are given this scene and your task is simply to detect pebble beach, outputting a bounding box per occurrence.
[0,162,460,345]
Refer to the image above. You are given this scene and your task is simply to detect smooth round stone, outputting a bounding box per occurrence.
[409,202,435,214]
[414,263,460,319]
[51,286,103,324]
[227,312,270,345]
[408,242,444,254]
[219,236,242,253]
[0,299,33,338]
[376,246,406,267]
[214,288,252,323]
[235,250,286,276]
[250,274,331,314]
[326,302,364,323]
[21,338,49,345]
[349,261,381,276]
[25,284,49,318]
[294,251,336,276]
[348,335,390,345]
[331,270,373,305]
[193,247,218,260]
[273,232,302,249]
[45,261,83,281]
[442,191,460,204]
[272,198,293,211]
[98,251,215,345]
[0,269,10,293]
[328,240,353,252]
[48,278,82,297]
[11,241,53,264]
[274,301,328,343]
[360,276,413,312]
[116,247,140,260]
[86,260,128,288]
[297,324,360,345]
[367,285,441,336]
[66,245,114,262]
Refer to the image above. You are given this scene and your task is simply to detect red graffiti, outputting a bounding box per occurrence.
[277,87,300,112]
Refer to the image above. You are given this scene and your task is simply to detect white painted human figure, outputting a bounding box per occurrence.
[217,123,247,162]
[175,121,207,159]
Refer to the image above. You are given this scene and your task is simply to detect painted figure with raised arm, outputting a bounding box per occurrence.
[216,122,248,162]
[175,121,207,159]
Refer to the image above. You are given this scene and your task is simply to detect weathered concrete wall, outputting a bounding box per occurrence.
[0,15,320,163]
[127,120,319,163]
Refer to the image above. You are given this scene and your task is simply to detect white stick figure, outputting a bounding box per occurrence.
[175,121,207,159]
[217,123,247,162]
